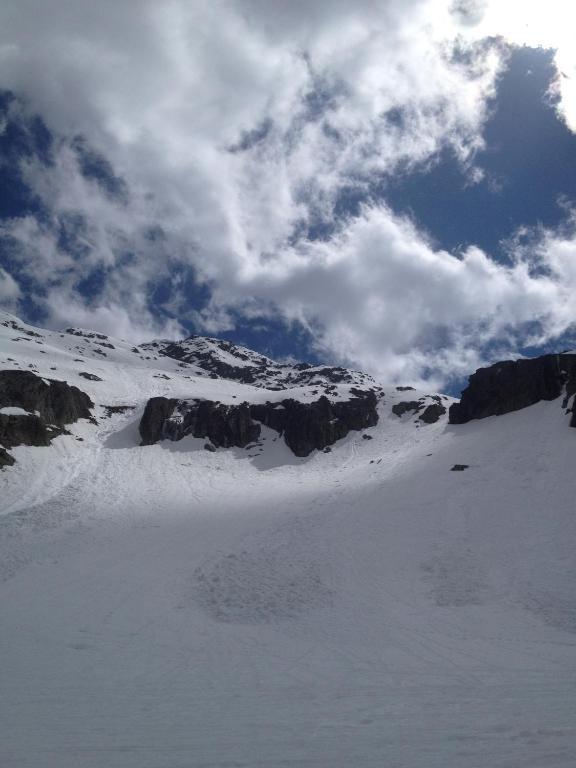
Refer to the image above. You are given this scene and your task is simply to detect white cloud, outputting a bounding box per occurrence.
[0,267,21,308]
[43,289,185,343]
[1,1,576,382]
[204,204,576,386]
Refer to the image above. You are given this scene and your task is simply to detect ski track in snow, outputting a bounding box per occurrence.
[1,312,576,767]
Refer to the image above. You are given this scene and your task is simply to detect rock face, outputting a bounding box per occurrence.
[449,354,576,425]
[0,370,94,426]
[139,392,379,457]
[139,397,177,446]
[0,371,93,455]
[392,398,447,424]
[0,446,15,468]
[419,403,446,424]
[392,401,420,417]
[251,393,379,457]
[0,412,54,448]
[140,398,261,449]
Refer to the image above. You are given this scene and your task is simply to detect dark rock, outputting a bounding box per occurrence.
[139,398,260,449]
[0,446,16,467]
[396,386,415,391]
[204,443,217,452]
[102,405,135,419]
[251,392,378,457]
[147,336,376,392]
[1,318,42,338]
[66,328,108,340]
[392,401,421,417]
[0,412,58,448]
[159,341,259,384]
[419,403,447,424]
[139,397,178,446]
[449,353,576,424]
[451,464,469,471]
[0,370,93,427]
[79,372,103,381]
[139,391,379,457]
[362,433,373,440]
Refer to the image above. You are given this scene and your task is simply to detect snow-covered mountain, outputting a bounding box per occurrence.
[1,310,576,768]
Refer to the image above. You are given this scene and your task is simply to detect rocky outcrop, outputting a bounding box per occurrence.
[449,353,576,425]
[392,399,446,424]
[0,412,56,448]
[251,393,378,457]
[139,398,260,448]
[139,398,180,445]
[419,403,446,424]
[159,341,263,384]
[0,370,94,426]
[0,371,93,454]
[0,446,15,468]
[139,392,379,457]
[392,401,420,417]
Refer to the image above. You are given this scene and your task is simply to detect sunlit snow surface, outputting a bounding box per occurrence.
[1,312,575,768]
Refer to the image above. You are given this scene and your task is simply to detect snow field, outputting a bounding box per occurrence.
[1,312,576,767]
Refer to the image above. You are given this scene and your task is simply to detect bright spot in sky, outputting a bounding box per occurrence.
[464,0,576,130]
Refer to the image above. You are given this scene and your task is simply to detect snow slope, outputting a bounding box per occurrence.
[1,312,576,768]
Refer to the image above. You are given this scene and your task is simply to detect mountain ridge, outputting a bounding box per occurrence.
[3,310,576,466]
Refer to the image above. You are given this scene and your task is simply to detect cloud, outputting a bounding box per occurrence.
[203,203,576,386]
[460,0,576,132]
[0,267,21,308]
[0,140,190,340]
[0,1,575,382]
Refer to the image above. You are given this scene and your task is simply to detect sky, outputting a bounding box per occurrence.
[1,0,576,390]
